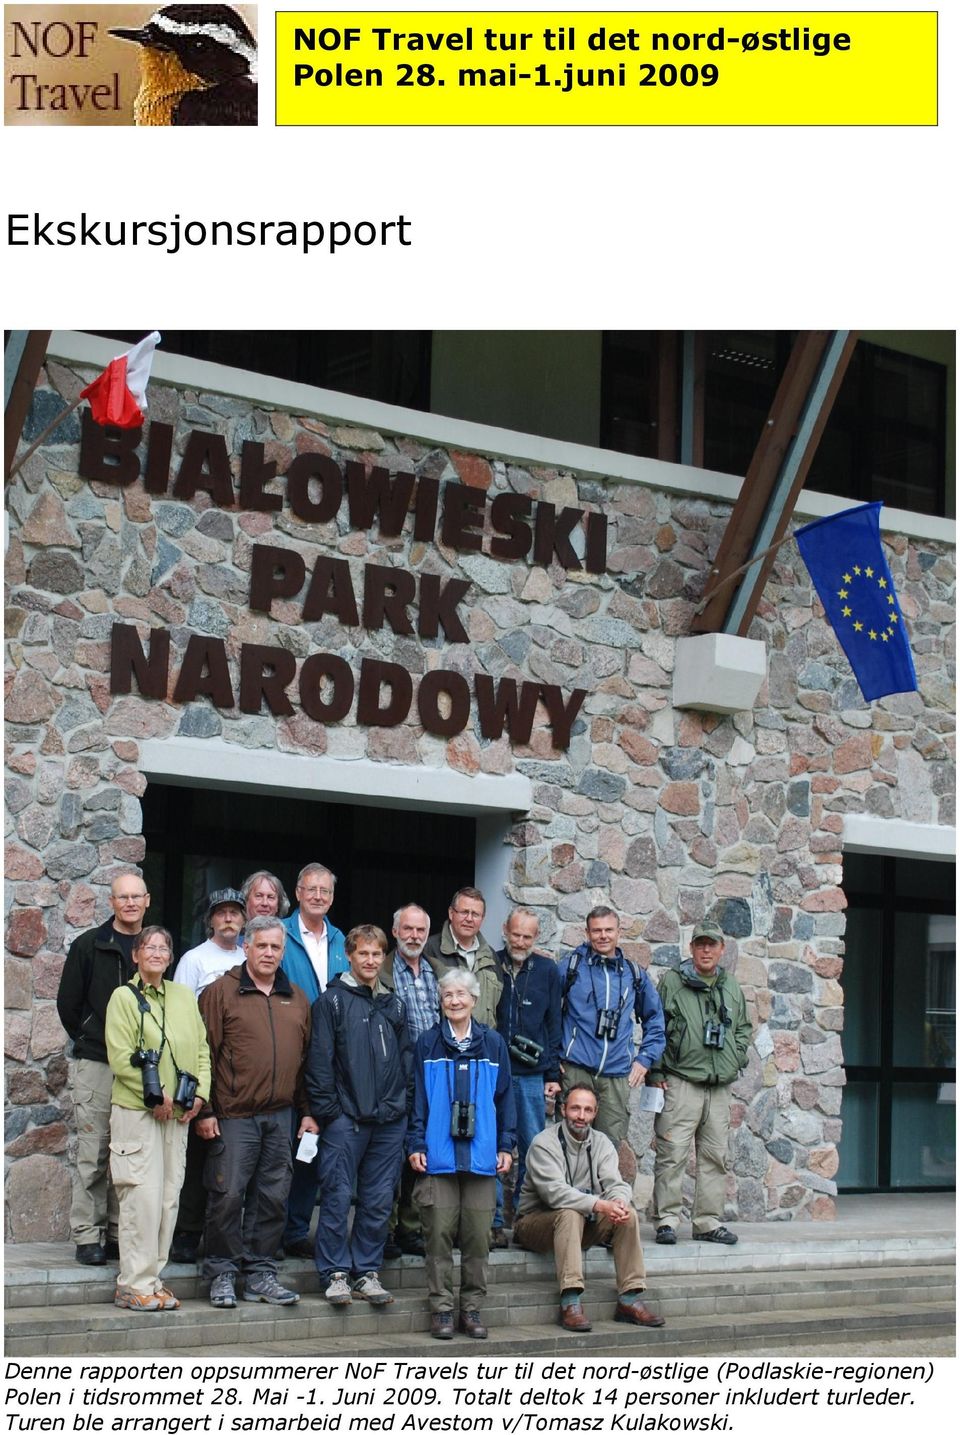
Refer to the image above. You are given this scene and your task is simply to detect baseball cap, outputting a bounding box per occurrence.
[691,920,725,942]
[206,887,245,920]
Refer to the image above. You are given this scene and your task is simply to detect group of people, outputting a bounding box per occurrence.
[56,863,753,1338]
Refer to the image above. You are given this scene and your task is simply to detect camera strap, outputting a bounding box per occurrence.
[558,1125,597,1196]
[126,979,178,1068]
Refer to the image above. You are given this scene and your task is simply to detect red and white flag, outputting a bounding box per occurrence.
[79,331,161,428]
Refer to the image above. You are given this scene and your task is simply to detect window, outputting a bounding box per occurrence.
[837,854,956,1191]
[88,331,433,411]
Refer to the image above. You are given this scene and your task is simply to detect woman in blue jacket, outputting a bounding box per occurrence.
[407,970,516,1341]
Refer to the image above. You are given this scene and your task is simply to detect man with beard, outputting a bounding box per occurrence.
[381,902,439,1257]
[514,1085,665,1333]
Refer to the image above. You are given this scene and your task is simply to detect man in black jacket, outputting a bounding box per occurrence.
[56,869,150,1264]
[306,924,412,1307]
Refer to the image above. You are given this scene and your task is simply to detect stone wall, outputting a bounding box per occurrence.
[4,359,956,1239]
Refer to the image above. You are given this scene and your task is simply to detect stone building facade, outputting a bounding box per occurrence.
[4,337,956,1241]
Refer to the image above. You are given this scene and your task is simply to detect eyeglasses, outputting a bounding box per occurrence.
[299,886,333,898]
[139,945,171,956]
[114,893,148,903]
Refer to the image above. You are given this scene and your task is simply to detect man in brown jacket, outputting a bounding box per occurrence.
[197,916,318,1309]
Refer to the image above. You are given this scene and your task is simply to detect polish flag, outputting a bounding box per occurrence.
[79,331,161,428]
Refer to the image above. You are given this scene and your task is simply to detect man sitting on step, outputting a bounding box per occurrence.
[513,1084,665,1333]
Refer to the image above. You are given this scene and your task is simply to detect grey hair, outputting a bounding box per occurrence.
[393,903,431,929]
[586,905,619,926]
[438,968,480,1001]
[241,870,290,917]
[243,915,286,947]
[505,906,540,930]
[110,867,146,894]
[297,862,336,887]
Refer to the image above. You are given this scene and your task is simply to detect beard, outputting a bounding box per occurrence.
[397,938,426,961]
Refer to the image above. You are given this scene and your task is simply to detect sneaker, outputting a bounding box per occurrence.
[114,1288,162,1311]
[693,1226,738,1245]
[243,1273,300,1305]
[209,1274,237,1308]
[325,1271,353,1306]
[155,1286,181,1310]
[655,1225,677,1245]
[353,1273,394,1306]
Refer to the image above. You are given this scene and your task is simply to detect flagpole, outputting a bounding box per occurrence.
[692,531,799,616]
[8,394,86,481]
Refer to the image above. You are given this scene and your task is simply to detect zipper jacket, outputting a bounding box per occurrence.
[280,911,348,1003]
[495,949,562,1081]
[56,919,135,1064]
[407,1020,516,1177]
[305,973,412,1125]
[558,943,665,1078]
[198,963,312,1120]
[647,960,752,1087]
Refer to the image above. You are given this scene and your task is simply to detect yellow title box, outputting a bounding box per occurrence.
[275,10,937,125]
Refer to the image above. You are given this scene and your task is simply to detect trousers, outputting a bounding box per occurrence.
[415,1172,495,1313]
[653,1076,732,1233]
[515,1205,647,1292]
[110,1105,188,1295]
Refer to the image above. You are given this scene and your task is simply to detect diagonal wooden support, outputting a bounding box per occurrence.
[691,330,859,636]
[5,331,52,486]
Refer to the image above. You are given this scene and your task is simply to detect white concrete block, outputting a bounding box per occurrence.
[673,634,767,714]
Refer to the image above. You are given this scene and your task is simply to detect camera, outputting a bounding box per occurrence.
[130,1049,164,1107]
[596,1007,621,1040]
[508,1033,543,1068]
[173,1069,198,1110]
[703,1021,726,1050]
[450,1100,476,1140]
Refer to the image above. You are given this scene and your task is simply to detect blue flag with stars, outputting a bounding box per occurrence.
[794,502,918,701]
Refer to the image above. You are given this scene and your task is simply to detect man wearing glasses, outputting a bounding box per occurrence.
[279,862,348,1257]
[57,868,151,1265]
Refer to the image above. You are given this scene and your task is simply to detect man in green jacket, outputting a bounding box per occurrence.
[650,920,752,1246]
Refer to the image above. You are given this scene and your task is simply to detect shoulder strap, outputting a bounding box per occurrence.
[560,950,581,1014]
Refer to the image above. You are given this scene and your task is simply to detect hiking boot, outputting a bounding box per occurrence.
[325,1271,353,1306]
[353,1273,394,1306]
[243,1273,300,1305]
[430,1311,454,1340]
[396,1233,425,1257]
[458,1309,488,1339]
[209,1274,237,1308]
[114,1288,162,1311]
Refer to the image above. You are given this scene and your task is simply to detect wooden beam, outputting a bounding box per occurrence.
[690,331,858,635]
[5,331,52,486]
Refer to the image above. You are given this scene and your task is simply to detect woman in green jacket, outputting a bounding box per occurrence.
[105,925,210,1311]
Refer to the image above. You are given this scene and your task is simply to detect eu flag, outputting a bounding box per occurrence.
[794,502,918,701]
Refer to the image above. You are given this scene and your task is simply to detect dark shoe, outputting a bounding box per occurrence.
[397,1233,425,1257]
[655,1225,677,1245]
[383,1232,402,1260]
[103,1239,120,1261]
[283,1238,315,1260]
[168,1235,199,1263]
[76,1243,105,1266]
[430,1312,455,1340]
[558,1299,592,1332]
[458,1309,488,1339]
[489,1227,508,1250]
[614,1299,665,1328]
[694,1226,738,1245]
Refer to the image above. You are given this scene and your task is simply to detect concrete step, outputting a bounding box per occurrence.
[5,1293,954,1360]
[4,1265,955,1357]
[5,1231,956,1311]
